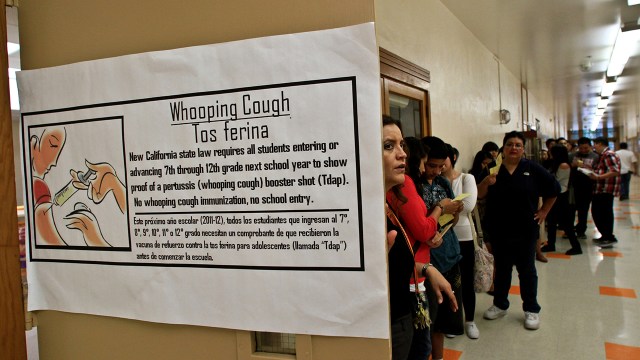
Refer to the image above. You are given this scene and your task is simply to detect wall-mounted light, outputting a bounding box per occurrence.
[607,23,640,77]
[500,109,511,124]
[600,76,617,97]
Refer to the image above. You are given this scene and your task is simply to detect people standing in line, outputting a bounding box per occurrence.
[589,137,621,248]
[542,138,556,170]
[420,137,464,360]
[442,147,481,339]
[616,142,637,201]
[478,131,559,331]
[387,136,448,360]
[569,137,599,239]
[542,145,582,255]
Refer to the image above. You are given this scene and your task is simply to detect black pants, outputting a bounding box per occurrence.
[492,237,540,313]
[573,187,593,236]
[591,193,615,241]
[547,192,580,250]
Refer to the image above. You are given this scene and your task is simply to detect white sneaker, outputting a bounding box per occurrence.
[524,312,540,330]
[483,305,507,320]
[444,334,456,338]
[465,322,479,339]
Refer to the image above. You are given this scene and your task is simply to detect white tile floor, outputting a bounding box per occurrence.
[444,176,640,360]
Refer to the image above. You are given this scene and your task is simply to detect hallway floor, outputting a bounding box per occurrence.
[443,176,640,359]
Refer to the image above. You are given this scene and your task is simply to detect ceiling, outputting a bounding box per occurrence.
[441,0,640,136]
[6,2,640,136]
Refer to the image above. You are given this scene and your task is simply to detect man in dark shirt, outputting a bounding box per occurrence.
[478,131,559,331]
[569,137,599,238]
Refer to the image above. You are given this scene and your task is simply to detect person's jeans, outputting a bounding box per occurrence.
[492,237,540,313]
[573,188,593,236]
[591,193,615,240]
[620,173,631,200]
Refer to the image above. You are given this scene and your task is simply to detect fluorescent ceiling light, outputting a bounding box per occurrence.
[597,97,610,109]
[601,77,617,97]
[595,108,605,116]
[590,117,601,132]
[607,24,640,77]
[6,42,19,55]
[628,0,640,6]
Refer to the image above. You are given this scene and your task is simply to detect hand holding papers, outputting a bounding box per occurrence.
[489,153,503,175]
[437,194,469,227]
[577,167,594,176]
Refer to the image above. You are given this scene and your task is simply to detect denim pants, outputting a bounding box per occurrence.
[620,173,631,199]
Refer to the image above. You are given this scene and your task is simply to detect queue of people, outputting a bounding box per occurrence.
[382,117,635,359]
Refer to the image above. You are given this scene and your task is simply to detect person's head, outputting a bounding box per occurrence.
[403,137,428,182]
[545,138,556,150]
[441,144,457,175]
[540,149,549,161]
[471,150,494,173]
[423,137,448,181]
[550,144,569,172]
[577,137,592,154]
[502,131,526,162]
[382,116,406,192]
[482,141,499,160]
[556,137,568,148]
[30,127,67,178]
[566,142,575,152]
[593,137,608,154]
[620,142,628,150]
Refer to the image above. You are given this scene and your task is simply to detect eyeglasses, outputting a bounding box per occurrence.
[504,142,524,149]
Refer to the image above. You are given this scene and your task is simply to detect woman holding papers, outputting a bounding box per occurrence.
[542,145,582,255]
[443,147,481,339]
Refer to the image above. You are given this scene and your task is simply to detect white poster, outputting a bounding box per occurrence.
[19,23,389,338]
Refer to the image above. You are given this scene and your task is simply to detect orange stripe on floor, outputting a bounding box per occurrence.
[600,251,623,258]
[631,226,640,230]
[623,211,640,214]
[599,286,637,299]
[614,217,627,220]
[509,285,520,295]
[443,348,463,360]
[587,220,593,223]
[546,253,570,259]
[614,207,621,211]
[605,342,640,360]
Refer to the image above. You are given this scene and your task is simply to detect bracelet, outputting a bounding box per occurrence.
[421,263,432,277]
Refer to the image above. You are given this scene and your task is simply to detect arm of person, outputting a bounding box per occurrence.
[477,173,496,199]
[416,262,458,312]
[394,177,440,244]
[34,203,67,245]
[459,174,478,215]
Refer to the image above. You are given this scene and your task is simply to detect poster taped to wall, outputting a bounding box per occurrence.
[19,23,389,338]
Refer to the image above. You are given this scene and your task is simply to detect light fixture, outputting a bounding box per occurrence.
[607,23,640,77]
[595,108,605,116]
[600,76,617,97]
[597,97,610,109]
[499,109,511,124]
[628,0,640,6]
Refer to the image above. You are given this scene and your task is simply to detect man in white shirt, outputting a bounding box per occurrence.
[616,142,638,201]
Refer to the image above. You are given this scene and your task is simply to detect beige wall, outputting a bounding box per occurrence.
[375,0,557,169]
[18,1,394,359]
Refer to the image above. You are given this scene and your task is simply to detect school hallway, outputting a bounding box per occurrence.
[442,176,640,360]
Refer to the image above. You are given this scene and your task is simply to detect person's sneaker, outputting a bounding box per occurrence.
[465,322,480,339]
[540,245,555,252]
[577,233,587,240]
[565,247,583,255]
[483,305,507,320]
[524,312,540,330]
[445,334,456,338]
[598,239,616,248]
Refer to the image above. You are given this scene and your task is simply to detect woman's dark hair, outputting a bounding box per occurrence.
[550,144,569,174]
[450,146,459,167]
[470,150,493,183]
[482,141,499,153]
[382,115,406,203]
[404,137,427,192]
[503,131,526,146]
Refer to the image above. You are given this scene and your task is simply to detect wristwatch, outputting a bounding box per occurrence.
[421,263,432,277]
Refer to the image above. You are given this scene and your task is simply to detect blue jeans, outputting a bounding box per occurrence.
[620,173,631,199]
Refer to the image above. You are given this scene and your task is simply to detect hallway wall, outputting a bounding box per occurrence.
[375,0,557,169]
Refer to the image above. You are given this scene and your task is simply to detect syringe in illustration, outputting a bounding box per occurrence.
[53,169,96,206]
